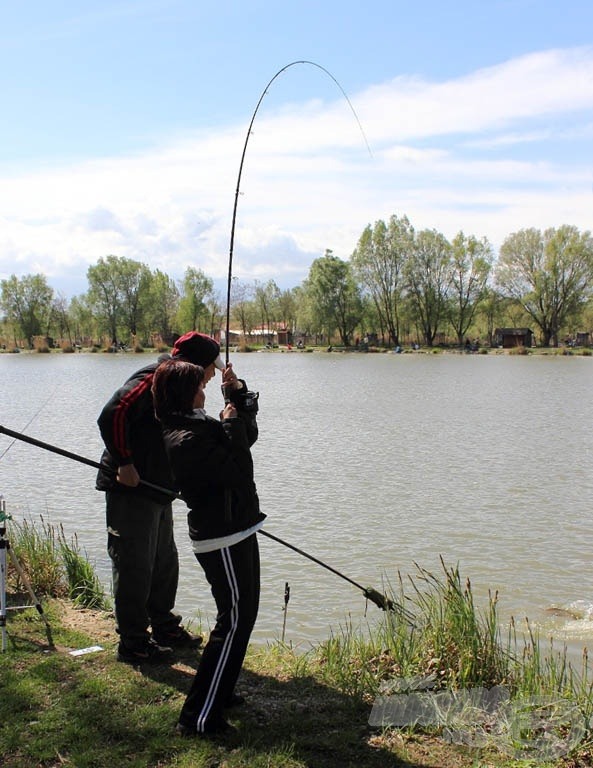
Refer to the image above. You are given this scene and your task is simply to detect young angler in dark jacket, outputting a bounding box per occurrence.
[152,357,265,737]
[96,332,226,663]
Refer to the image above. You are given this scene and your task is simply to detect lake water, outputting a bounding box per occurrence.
[1,349,593,651]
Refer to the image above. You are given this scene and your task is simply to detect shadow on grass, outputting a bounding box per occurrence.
[139,646,458,768]
[0,631,472,768]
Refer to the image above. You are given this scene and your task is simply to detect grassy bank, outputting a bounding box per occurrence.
[2,520,593,767]
[0,598,477,768]
[2,597,593,765]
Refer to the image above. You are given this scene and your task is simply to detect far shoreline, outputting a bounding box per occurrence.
[1,343,592,357]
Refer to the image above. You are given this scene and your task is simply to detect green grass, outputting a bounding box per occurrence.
[2,528,593,766]
[4,594,590,767]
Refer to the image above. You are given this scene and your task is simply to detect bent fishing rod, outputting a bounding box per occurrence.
[219,66,393,610]
[224,60,372,364]
[0,423,411,619]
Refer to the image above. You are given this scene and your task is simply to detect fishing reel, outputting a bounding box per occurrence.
[229,389,259,416]
[233,389,259,415]
[222,383,259,414]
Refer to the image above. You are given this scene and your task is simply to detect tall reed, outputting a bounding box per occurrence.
[57,526,110,610]
[7,516,110,610]
[405,559,509,689]
[8,516,66,597]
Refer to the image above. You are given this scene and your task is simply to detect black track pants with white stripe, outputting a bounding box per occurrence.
[179,533,260,732]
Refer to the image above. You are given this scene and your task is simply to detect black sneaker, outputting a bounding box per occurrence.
[224,692,246,708]
[175,717,235,738]
[153,626,202,649]
[117,639,173,665]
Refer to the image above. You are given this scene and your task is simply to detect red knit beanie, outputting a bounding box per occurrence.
[171,332,224,369]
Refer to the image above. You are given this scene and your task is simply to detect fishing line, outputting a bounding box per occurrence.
[224,59,372,362]
[0,384,60,463]
[218,62,404,621]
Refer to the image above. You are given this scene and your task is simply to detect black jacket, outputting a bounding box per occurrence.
[161,409,265,542]
[95,359,175,503]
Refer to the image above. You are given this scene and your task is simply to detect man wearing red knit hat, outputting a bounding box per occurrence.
[96,332,236,664]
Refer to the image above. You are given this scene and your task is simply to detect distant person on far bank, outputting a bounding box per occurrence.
[95,332,226,664]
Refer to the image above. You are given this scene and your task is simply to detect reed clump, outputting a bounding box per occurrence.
[7,516,110,610]
[314,559,593,713]
[311,560,593,761]
[57,528,110,609]
[8,517,66,597]
[315,561,508,696]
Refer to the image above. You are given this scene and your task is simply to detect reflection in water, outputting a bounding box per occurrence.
[1,351,593,647]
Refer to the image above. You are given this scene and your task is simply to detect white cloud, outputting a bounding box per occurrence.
[356,47,593,143]
[1,46,593,295]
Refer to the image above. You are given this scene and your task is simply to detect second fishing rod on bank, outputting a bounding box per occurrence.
[0,422,411,621]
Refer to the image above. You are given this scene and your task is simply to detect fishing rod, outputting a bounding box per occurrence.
[261,529,398,614]
[0,423,412,619]
[218,65,408,617]
[224,60,372,363]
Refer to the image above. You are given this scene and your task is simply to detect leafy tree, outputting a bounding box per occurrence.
[51,293,73,345]
[404,229,453,346]
[86,255,152,344]
[0,273,54,347]
[177,267,214,332]
[477,288,507,347]
[230,280,257,342]
[577,297,593,341]
[276,288,298,332]
[495,226,593,346]
[448,232,493,346]
[86,256,123,344]
[358,294,383,343]
[204,291,225,339]
[304,250,362,346]
[117,259,152,340]
[254,279,281,340]
[351,215,414,345]
[293,285,322,343]
[145,269,179,342]
[69,295,98,345]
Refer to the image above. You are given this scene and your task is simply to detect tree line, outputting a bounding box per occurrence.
[2,216,593,349]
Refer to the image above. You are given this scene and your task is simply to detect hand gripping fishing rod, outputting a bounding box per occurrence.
[224,59,372,364]
[0,424,412,620]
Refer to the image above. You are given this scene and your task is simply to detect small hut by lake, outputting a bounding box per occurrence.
[493,327,534,349]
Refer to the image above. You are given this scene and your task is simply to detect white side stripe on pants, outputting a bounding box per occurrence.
[197,547,239,732]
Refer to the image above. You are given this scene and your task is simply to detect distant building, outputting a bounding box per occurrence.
[224,325,293,346]
[493,328,534,349]
[276,327,293,345]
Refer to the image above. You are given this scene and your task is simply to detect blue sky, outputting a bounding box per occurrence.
[1,0,592,298]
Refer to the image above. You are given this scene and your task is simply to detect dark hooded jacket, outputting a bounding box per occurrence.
[160,408,265,543]
[95,358,175,503]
